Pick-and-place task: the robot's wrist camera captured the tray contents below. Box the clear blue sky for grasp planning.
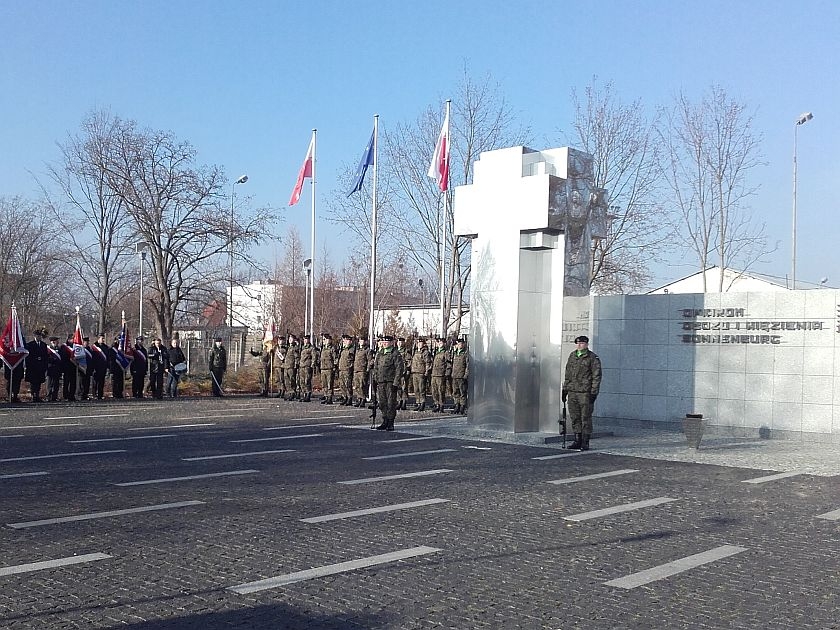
[1,1,837,288]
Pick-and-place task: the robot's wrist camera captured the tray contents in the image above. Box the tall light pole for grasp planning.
[792,112,813,290]
[229,175,248,345]
[136,242,148,337]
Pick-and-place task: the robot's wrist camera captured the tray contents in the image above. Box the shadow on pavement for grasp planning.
[105,602,387,630]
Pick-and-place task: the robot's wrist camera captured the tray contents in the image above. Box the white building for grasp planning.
[648,267,789,294]
[231,281,280,331]
[372,305,470,338]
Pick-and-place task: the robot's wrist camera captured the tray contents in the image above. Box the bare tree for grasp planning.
[0,197,65,331]
[43,110,135,333]
[384,69,530,335]
[569,80,668,293]
[102,117,277,339]
[659,86,768,291]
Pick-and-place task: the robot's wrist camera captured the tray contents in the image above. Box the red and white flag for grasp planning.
[71,311,88,374]
[427,108,450,192]
[289,135,315,206]
[263,316,278,350]
[0,304,29,371]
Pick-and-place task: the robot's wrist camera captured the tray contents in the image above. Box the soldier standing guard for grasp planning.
[337,334,355,406]
[411,337,431,411]
[46,336,63,401]
[319,333,336,404]
[24,328,49,402]
[562,335,602,451]
[275,340,288,399]
[374,335,404,431]
[450,338,470,414]
[283,334,300,400]
[250,342,273,397]
[396,337,412,410]
[298,335,315,402]
[352,337,371,407]
[430,337,451,412]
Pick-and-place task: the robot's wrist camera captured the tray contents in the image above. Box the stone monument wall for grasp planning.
[589,290,840,442]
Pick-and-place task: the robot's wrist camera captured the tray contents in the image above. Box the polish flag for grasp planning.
[427,108,450,192]
[71,311,88,374]
[289,135,315,206]
[0,304,29,371]
[263,316,278,350]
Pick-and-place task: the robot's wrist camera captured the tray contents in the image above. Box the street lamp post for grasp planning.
[792,112,813,290]
[136,243,148,337]
[229,175,248,358]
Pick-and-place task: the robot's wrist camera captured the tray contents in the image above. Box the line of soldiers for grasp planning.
[250,333,470,413]
[5,328,187,403]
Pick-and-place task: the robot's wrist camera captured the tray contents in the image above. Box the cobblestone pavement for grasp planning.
[1,398,838,629]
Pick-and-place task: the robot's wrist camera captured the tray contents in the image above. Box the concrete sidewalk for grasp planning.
[399,416,840,477]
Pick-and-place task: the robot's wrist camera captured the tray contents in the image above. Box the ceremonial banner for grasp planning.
[0,304,29,371]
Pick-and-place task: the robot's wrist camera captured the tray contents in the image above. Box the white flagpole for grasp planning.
[368,115,379,348]
[310,129,317,340]
[439,99,451,339]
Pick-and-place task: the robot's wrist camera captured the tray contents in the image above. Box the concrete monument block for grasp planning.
[745,346,775,374]
[773,347,805,376]
[745,374,774,402]
[802,404,833,434]
[803,375,833,405]
[772,401,802,432]
[718,398,746,428]
[802,347,834,375]
[641,395,666,421]
[718,371,746,401]
[773,374,803,404]
[719,345,747,373]
[744,399,773,429]
[643,294,670,320]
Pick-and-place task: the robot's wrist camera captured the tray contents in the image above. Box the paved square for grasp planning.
[1,398,838,629]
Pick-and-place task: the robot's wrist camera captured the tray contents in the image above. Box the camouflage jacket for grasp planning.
[451,348,469,379]
[430,347,450,377]
[299,344,315,369]
[374,347,404,386]
[562,350,602,395]
[411,347,430,375]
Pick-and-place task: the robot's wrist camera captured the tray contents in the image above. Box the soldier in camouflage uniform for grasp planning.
[275,341,288,399]
[352,337,371,407]
[249,343,274,397]
[283,334,300,400]
[373,335,404,431]
[411,337,431,411]
[298,335,315,402]
[430,337,451,412]
[396,337,412,410]
[450,338,469,414]
[562,335,602,451]
[337,334,355,406]
[319,333,336,404]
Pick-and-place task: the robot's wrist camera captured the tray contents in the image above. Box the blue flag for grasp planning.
[347,128,375,196]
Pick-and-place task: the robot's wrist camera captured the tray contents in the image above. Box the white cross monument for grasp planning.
[454,146,608,432]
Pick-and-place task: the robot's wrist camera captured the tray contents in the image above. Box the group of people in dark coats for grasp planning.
[4,329,188,403]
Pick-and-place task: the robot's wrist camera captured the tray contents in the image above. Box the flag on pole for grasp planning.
[0,304,29,371]
[72,310,88,374]
[289,135,315,206]
[427,108,450,192]
[347,128,376,196]
[114,312,134,373]
[263,316,278,350]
